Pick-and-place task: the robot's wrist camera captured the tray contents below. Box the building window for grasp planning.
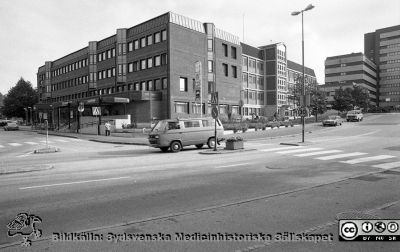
[128,63,133,73]
[155,79,161,90]
[147,58,153,68]
[249,59,256,73]
[222,63,228,76]
[112,67,116,76]
[128,42,133,52]
[154,32,161,43]
[242,56,248,71]
[107,50,111,59]
[231,46,237,59]
[179,77,188,92]
[162,77,168,89]
[232,65,237,78]
[161,53,167,65]
[161,30,167,41]
[154,55,161,66]
[134,82,140,91]
[208,60,213,73]
[140,37,146,48]
[208,39,213,51]
[141,81,146,90]
[107,69,111,78]
[134,40,139,50]
[175,102,189,113]
[141,59,146,70]
[147,35,153,46]
[147,80,153,91]
[222,43,228,57]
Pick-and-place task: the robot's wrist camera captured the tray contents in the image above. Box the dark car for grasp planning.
[4,122,19,131]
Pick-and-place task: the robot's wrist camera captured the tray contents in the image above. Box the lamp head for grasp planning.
[304,4,315,11]
[291,11,301,16]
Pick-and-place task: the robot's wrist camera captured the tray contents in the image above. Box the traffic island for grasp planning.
[0,164,54,175]
[280,141,315,146]
[199,147,256,155]
[34,147,60,154]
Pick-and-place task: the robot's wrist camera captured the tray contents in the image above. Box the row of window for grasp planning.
[126,53,168,74]
[52,58,89,77]
[385,59,400,64]
[381,91,400,95]
[97,48,116,62]
[381,67,400,73]
[52,75,89,91]
[130,78,168,91]
[242,56,264,74]
[381,83,400,88]
[381,43,400,49]
[174,102,240,115]
[382,75,400,80]
[242,90,264,105]
[221,43,237,59]
[98,67,116,80]
[126,30,167,53]
[242,73,264,90]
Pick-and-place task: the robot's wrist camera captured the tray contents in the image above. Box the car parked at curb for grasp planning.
[346,110,363,122]
[3,122,19,131]
[322,116,344,127]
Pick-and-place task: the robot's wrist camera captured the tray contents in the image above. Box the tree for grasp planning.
[351,85,370,110]
[3,78,38,119]
[332,87,353,112]
[310,88,327,121]
[0,92,4,118]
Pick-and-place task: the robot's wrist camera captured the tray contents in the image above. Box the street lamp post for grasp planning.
[292,3,314,143]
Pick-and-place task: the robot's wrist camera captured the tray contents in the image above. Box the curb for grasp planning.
[88,139,149,146]
[280,141,315,146]
[0,164,54,176]
[199,148,257,155]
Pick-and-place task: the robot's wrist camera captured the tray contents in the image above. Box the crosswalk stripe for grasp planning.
[372,161,400,169]
[260,146,303,152]
[9,143,22,146]
[25,142,39,145]
[276,147,323,154]
[315,152,367,160]
[294,150,343,157]
[341,155,395,164]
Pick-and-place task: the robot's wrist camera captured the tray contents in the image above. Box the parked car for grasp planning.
[3,122,19,131]
[0,120,12,127]
[346,110,363,122]
[322,116,344,127]
[148,118,224,153]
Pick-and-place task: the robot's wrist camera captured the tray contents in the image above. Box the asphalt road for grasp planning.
[0,113,400,251]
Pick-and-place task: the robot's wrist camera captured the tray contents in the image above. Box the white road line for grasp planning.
[315,152,367,160]
[40,140,54,143]
[19,176,131,190]
[373,161,400,169]
[0,144,4,148]
[25,142,39,145]
[294,150,343,157]
[54,139,69,142]
[215,163,253,168]
[8,143,22,146]
[260,146,303,152]
[68,138,82,141]
[276,147,323,154]
[341,155,395,164]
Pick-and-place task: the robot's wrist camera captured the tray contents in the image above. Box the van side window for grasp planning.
[202,120,210,127]
[168,122,180,130]
[184,120,200,128]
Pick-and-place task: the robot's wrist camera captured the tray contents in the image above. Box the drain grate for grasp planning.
[350,174,385,182]
[336,211,379,220]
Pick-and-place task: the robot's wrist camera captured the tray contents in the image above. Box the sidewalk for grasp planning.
[20,122,324,146]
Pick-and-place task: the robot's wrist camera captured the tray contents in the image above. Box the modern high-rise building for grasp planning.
[365,25,400,107]
[36,12,316,129]
[324,52,378,105]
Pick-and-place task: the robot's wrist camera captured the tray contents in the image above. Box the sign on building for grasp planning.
[92,107,101,116]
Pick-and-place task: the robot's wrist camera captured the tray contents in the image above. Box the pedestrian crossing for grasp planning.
[256,144,400,170]
[0,138,83,148]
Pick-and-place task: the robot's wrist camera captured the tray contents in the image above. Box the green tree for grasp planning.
[3,78,38,119]
[310,88,327,121]
[351,85,370,110]
[332,87,353,112]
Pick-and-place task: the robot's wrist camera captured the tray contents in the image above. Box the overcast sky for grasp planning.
[0,0,399,95]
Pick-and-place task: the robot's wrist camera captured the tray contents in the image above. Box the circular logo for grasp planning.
[362,222,373,233]
[387,222,399,233]
[374,222,386,233]
[341,222,358,240]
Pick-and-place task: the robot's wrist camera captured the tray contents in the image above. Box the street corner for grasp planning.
[34,146,60,154]
[0,164,54,175]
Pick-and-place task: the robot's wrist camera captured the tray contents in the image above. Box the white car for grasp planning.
[346,110,363,122]
[322,116,344,127]
[4,122,19,131]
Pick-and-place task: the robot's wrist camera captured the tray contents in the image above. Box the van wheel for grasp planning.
[347,119,349,122]
[195,144,204,149]
[207,137,216,149]
[170,141,182,153]
[160,147,169,152]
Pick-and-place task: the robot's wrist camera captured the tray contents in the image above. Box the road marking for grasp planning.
[294,150,343,157]
[341,155,395,164]
[315,152,367,160]
[0,144,4,148]
[276,147,323,154]
[373,161,400,169]
[68,138,82,141]
[40,140,54,143]
[19,176,131,190]
[25,142,39,145]
[260,146,303,152]
[215,163,253,168]
[54,139,69,142]
[8,143,22,146]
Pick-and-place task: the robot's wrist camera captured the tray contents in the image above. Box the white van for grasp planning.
[148,118,224,152]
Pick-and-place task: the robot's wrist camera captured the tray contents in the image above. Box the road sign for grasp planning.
[78,102,84,112]
[211,92,218,105]
[299,108,308,117]
[211,106,219,119]
[92,106,101,116]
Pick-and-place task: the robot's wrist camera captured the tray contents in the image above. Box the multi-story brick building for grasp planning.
[36,12,316,129]
[365,25,400,108]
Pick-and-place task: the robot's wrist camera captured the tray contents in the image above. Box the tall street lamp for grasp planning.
[292,3,314,143]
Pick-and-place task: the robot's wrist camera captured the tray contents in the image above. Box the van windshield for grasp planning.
[151,121,166,132]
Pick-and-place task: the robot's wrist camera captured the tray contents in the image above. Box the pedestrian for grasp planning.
[105,121,111,136]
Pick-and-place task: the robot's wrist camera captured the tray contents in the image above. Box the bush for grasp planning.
[226,135,243,142]
[241,123,249,132]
